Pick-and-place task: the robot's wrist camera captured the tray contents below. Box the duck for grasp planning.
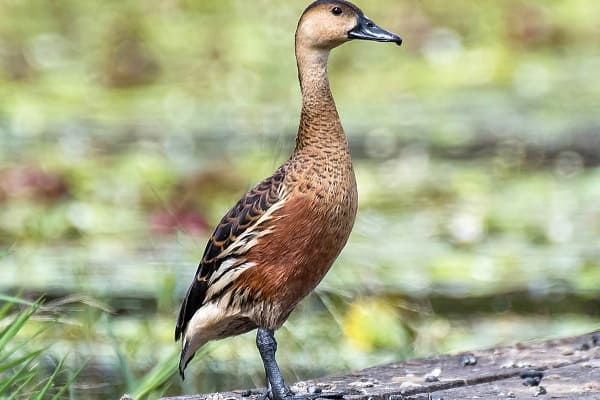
[175,1,401,398]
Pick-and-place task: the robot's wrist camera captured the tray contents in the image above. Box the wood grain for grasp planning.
[157,331,600,400]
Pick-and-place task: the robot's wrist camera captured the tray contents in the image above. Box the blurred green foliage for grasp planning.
[0,295,85,399]
[0,0,599,398]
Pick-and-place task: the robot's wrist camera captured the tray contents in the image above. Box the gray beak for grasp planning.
[348,14,402,45]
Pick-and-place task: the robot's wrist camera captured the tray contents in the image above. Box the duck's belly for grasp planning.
[235,186,358,329]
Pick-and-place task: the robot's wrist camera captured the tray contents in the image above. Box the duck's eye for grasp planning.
[331,6,343,15]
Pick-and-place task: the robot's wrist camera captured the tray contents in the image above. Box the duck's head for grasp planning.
[296,0,402,50]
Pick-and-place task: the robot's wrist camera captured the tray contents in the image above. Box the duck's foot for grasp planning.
[258,388,345,400]
[256,328,345,400]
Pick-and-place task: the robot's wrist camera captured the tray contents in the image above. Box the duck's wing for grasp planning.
[175,168,287,341]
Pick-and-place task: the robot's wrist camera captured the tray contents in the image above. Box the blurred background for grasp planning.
[1,0,599,398]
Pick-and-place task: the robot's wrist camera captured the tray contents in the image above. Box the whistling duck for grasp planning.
[175,1,401,398]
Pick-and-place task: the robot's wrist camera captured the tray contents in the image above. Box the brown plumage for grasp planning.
[175,1,401,397]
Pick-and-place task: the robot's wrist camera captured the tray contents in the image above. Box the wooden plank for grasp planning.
[433,362,600,399]
[156,331,600,400]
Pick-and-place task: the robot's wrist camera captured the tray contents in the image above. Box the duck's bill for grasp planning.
[348,14,402,45]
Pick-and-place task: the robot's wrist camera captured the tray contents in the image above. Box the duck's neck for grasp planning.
[294,45,348,153]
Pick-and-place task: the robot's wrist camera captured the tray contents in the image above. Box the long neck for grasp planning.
[294,43,348,153]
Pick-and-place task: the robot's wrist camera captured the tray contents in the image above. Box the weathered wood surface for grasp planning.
[159,331,600,400]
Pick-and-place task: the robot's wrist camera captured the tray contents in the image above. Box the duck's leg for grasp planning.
[256,328,293,400]
[256,328,345,400]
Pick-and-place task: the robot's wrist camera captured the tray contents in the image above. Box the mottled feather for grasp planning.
[175,168,286,341]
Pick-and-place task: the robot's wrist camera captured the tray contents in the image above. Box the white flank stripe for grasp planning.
[206,261,255,299]
[202,191,288,302]
[217,196,286,260]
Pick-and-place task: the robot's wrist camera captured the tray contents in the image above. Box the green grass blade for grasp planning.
[0,300,15,319]
[0,359,36,394]
[130,350,179,399]
[0,295,83,399]
[5,372,36,400]
[0,326,48,365]
[0,304,38,350]
[32,355,66,400]
[0,294,37,308]
[49,360,88,400]
[0,348,43,373]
